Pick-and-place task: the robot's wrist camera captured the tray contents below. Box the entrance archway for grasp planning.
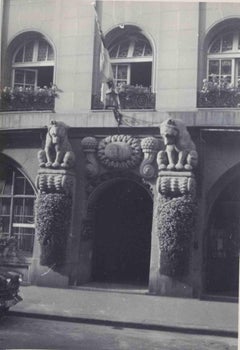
[206,176,240,296]
[92,179,153,285]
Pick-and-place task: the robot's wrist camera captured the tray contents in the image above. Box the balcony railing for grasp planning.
[0,87,58,112]
[92,85,155,110]
[197,76,240,108]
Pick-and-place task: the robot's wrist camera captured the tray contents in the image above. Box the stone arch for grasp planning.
[204,163,240,296]
[84,174,153,285]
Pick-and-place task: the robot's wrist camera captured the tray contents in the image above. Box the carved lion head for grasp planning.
[48,120,68,145]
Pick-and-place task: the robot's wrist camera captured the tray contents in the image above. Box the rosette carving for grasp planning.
[98,135,142,169]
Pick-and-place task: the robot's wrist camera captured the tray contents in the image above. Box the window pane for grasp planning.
[38,40,48,61]
[0,198,11,216]
[222,33,233,52]
[47,44,54,60]
[209,60,220,75]
[15,70,24,84]
[221,60,232,75]
[14,177,25,195]
[2,172,13,195]
[24,41,34,62]
[0,217,10,234]
[133,41,145,57]
[13,227,35,253]
[25,181,34,195]
[117,65,128,80]
[15,47,24,63]
[210,38,221,53]
[25,70,36,85]
[118,42,129,58]
[144,42,152,56]
[109,45,119,58]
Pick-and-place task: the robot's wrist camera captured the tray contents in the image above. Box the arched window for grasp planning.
[207,30,240,86]
[0,164,36,259]
[109,33,153,88]
[12,37,54,89]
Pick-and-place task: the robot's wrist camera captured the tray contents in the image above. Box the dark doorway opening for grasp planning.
[206,177,240,297]
[92,180,153,286]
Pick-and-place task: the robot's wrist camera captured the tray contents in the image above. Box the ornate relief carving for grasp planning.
[36,169,76,195]
[81,137,99,177]
[98,135,142,169]
[157,171,196,197]
[38,120,75,169]
[140,137,159,179]
[157,118,198,171]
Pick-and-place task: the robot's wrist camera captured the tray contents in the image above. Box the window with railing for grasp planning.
[0,164,36,263]
[0,36,56,111]
[198,30,240,108]
[92,29,155,110]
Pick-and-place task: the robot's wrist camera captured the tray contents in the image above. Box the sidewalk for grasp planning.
[10,285,238,337]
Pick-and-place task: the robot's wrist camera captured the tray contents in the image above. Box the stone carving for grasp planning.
[157,171,196,197]
[98,135,142,169]
[38,120,75,169]
[81,137,99,177]
[140,137,159,179]
[35,169,76,195]
[157,118,198,171]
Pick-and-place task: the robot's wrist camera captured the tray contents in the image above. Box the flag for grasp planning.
[92,2,114,103]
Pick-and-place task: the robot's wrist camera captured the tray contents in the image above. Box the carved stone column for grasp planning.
[140,137,159,180]
[34,121,76,269]
[151,118,198,297]
[81,137,99,178]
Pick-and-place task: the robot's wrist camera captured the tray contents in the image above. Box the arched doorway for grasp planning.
[206,177,240,297]
[92,179,153,286]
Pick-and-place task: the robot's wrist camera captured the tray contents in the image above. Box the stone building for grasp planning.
[0,0,239,299]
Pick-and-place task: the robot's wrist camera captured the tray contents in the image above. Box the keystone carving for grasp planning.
[98,135,142,169]
[157,118,198,171]
[81,137,99,177]
[140,137,159,179]
[38,120,75,169]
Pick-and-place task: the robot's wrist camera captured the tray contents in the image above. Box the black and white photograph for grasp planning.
[0,0,238,349]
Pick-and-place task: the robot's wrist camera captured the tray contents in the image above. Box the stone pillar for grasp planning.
[149,118,198,297]
[30,121,76,287]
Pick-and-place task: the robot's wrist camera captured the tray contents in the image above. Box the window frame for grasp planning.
[207,30,240,87]
[0,167,36,259]
[109,35,153,88]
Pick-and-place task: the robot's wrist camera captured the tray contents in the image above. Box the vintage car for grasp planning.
[0,270,22,314]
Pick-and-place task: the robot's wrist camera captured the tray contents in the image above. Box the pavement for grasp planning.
[9,284,238,338]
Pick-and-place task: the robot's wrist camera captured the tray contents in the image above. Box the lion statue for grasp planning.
[157,118,198,171]
[38,120,75,169]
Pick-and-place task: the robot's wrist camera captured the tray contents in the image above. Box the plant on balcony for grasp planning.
[35,193,72,267]
[0,85,59,111]
[157,195,196,277]
[92,84,155,110]
[198,74,240,108]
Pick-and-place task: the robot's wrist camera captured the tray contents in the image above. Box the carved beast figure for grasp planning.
[157,118,198,171]
[38,120,75,169]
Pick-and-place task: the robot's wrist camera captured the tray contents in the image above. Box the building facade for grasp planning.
[0,0,239,299]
